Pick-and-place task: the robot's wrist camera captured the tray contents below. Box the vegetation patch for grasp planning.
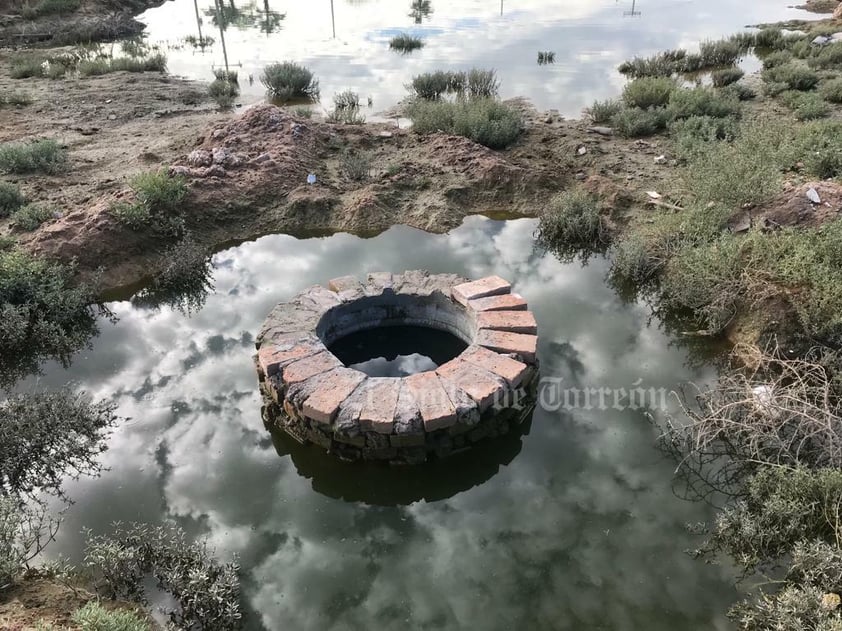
[70,601,150,631]
[610,106,669,138]
[536,189,607,260]
[779,90,830,120]
[261,62,320,101]
[0,91,32,107]
[710,66,744,87]
[327,90,366,124]
[389,33,424,53]
[667,86,742,120]
[585,99,623,124]
[340,149,372,181]
[20,0,80,18]
[408,98,522,149]
[622,77,677,109]
[111,170,188,237]
[11,203,55,231]
[0,139,66,174]
[762,62,820,91]
[408,68,499,100]
[0,182,25,217]
[209,70,240,109]
[132,237,214,314]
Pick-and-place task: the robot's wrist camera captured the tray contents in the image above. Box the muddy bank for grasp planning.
[0,0,165,47]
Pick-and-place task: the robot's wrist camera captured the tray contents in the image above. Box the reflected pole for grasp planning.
[500,0,503,16]
[213,0,230,75]
[623,0,641,17]
[330,0,336,38]
[193,0,205,45]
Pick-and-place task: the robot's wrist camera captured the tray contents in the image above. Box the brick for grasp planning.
[460,345,528,387]
[451,275,511,306]
[404,372,457,431]
[476,310,538,335]
[359,378,402,434]
[436,359,506,412]
[475,330,538,364]
[467,293,527,312]
[302,369,367,424]
[257,339,323,377]
[282,351,343,384]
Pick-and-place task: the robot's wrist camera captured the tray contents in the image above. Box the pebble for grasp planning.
[577,146,587,156]
[654,154,667,164]
[107,114,116,121]
[574,171,586,181]
[588,126,614,136]
[807,187,821,204]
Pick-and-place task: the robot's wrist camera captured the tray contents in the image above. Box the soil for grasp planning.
[0,572,155,630]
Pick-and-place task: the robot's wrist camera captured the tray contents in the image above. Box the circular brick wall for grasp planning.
[255,270,539,464]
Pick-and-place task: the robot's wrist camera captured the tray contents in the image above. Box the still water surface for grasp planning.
[139,0,808,116]
[27,217,742,629]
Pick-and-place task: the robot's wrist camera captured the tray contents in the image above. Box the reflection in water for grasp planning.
[409,0,432,24]
[328,325,467,377]
[268,413,532,505]
[623,0,642,17]
[32,218,741,630]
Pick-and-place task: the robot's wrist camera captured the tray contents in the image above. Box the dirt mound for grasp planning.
[746,181,842,229]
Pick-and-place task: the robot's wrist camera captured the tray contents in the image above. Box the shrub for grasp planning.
[78,54,167,76]
[1,91,32,106]
[585,99,622,124]
[408,98,522,149]
[795,120,842,179]
[389,33,424,53]
[11,204,54,231]
[1,498,59,588]
[699,38,743,67]
[71,602,150,631]
[0,389,117,498]
[465,68,499,98]
[0,182,25,217]
[669,115,739,157]
[536,189,607,259]
[20,0,80,17]
[261,62,319,101]
[0,139,67,174]
[10,58,44,79]
[327,91,366,124]
[754,27,785,49]
[0,251,100,385]
[622,76,677,109]
[820,77,842,102]
[340,150,372,181]
[779,91,830,120]
[762,63,819,91]
[293,105,313,118]
[132,237,214,314]
[85,524,242,630]
[807,41,842,69]
[711,66,744,87]
[212,68,238,83]
[722,82,756,101]
[610,106,669,137]
[618,49,686,78]
[761,49,793,69]
[537,51,555,64]
[667,86,742,119]
[208,77,239,109]
[112,170,187,236]
[409,70,458,99]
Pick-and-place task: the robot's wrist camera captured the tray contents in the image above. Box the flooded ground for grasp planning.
[25,217,739,629]
[140,0,808,117]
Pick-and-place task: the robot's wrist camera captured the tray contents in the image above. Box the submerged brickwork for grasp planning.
[255,271,539,464]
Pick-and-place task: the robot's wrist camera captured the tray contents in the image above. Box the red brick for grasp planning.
[282,351,343,384]
[451,275,511,306]
[476,310,538,335]
[404,372,457,431]
[475,330,538,364]
[436,359,505,412]
[467,293,527,312]
[302,369,367,425]
[460,345,528,387]
[257,341,322,377]
[359,378,402,433]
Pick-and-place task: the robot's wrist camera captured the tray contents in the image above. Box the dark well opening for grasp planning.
[328,325,468,378]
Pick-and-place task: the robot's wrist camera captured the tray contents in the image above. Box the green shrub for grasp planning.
[618,49,686,78]
[11,204,54,231]
[408,68,498,100]
[78,54,167,76]
[212,68,238,83]
[84,524,242,630]
[536,189,607,258]
[0,182,25,217]
[722,82,756,101]
[761,49,793,69]
[112,170,188,236]
[820,77,842,102]
[340,149,372,181]
[208,78,239,109]
[610,106,669,137]
[389,33,424,53]
[807,41,842,69]
[465,68,499,98]
[76,59,110,76]
[779,90,830,120]
[260,62,319,100]
[754,27,785,50]
[585,99,623,124]
[762,62,819,91]
[408,98,522,149]
[0,498,58,588]
[667,86,742,119]
[669,115,739,157]
[1,91,33,106]
[0,139,66,174]
[20,0,80,17]
[71,602,150,631]
[0,251,100,386]
[795,120,842,179]
[711,66,744,87]
[131,237,214,314]
[10,58,44,79]
[699,38,743,67]
[622,76,677,109]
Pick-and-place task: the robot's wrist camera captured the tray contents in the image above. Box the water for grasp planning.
[26,216,742,630]
[138,0,808,117]
[329,325,468,377]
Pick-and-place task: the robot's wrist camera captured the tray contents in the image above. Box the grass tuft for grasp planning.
[711,66,744,87]
[340,150,372,181]
[667,86,741,120]
[70,601,149,631]
[585,99,623,124]
[610,107,669,138]
[408,68,498,100]
[622,77,677,109]
[762,62,819,91]
[11,204,54,231]
[408,98,522,149]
